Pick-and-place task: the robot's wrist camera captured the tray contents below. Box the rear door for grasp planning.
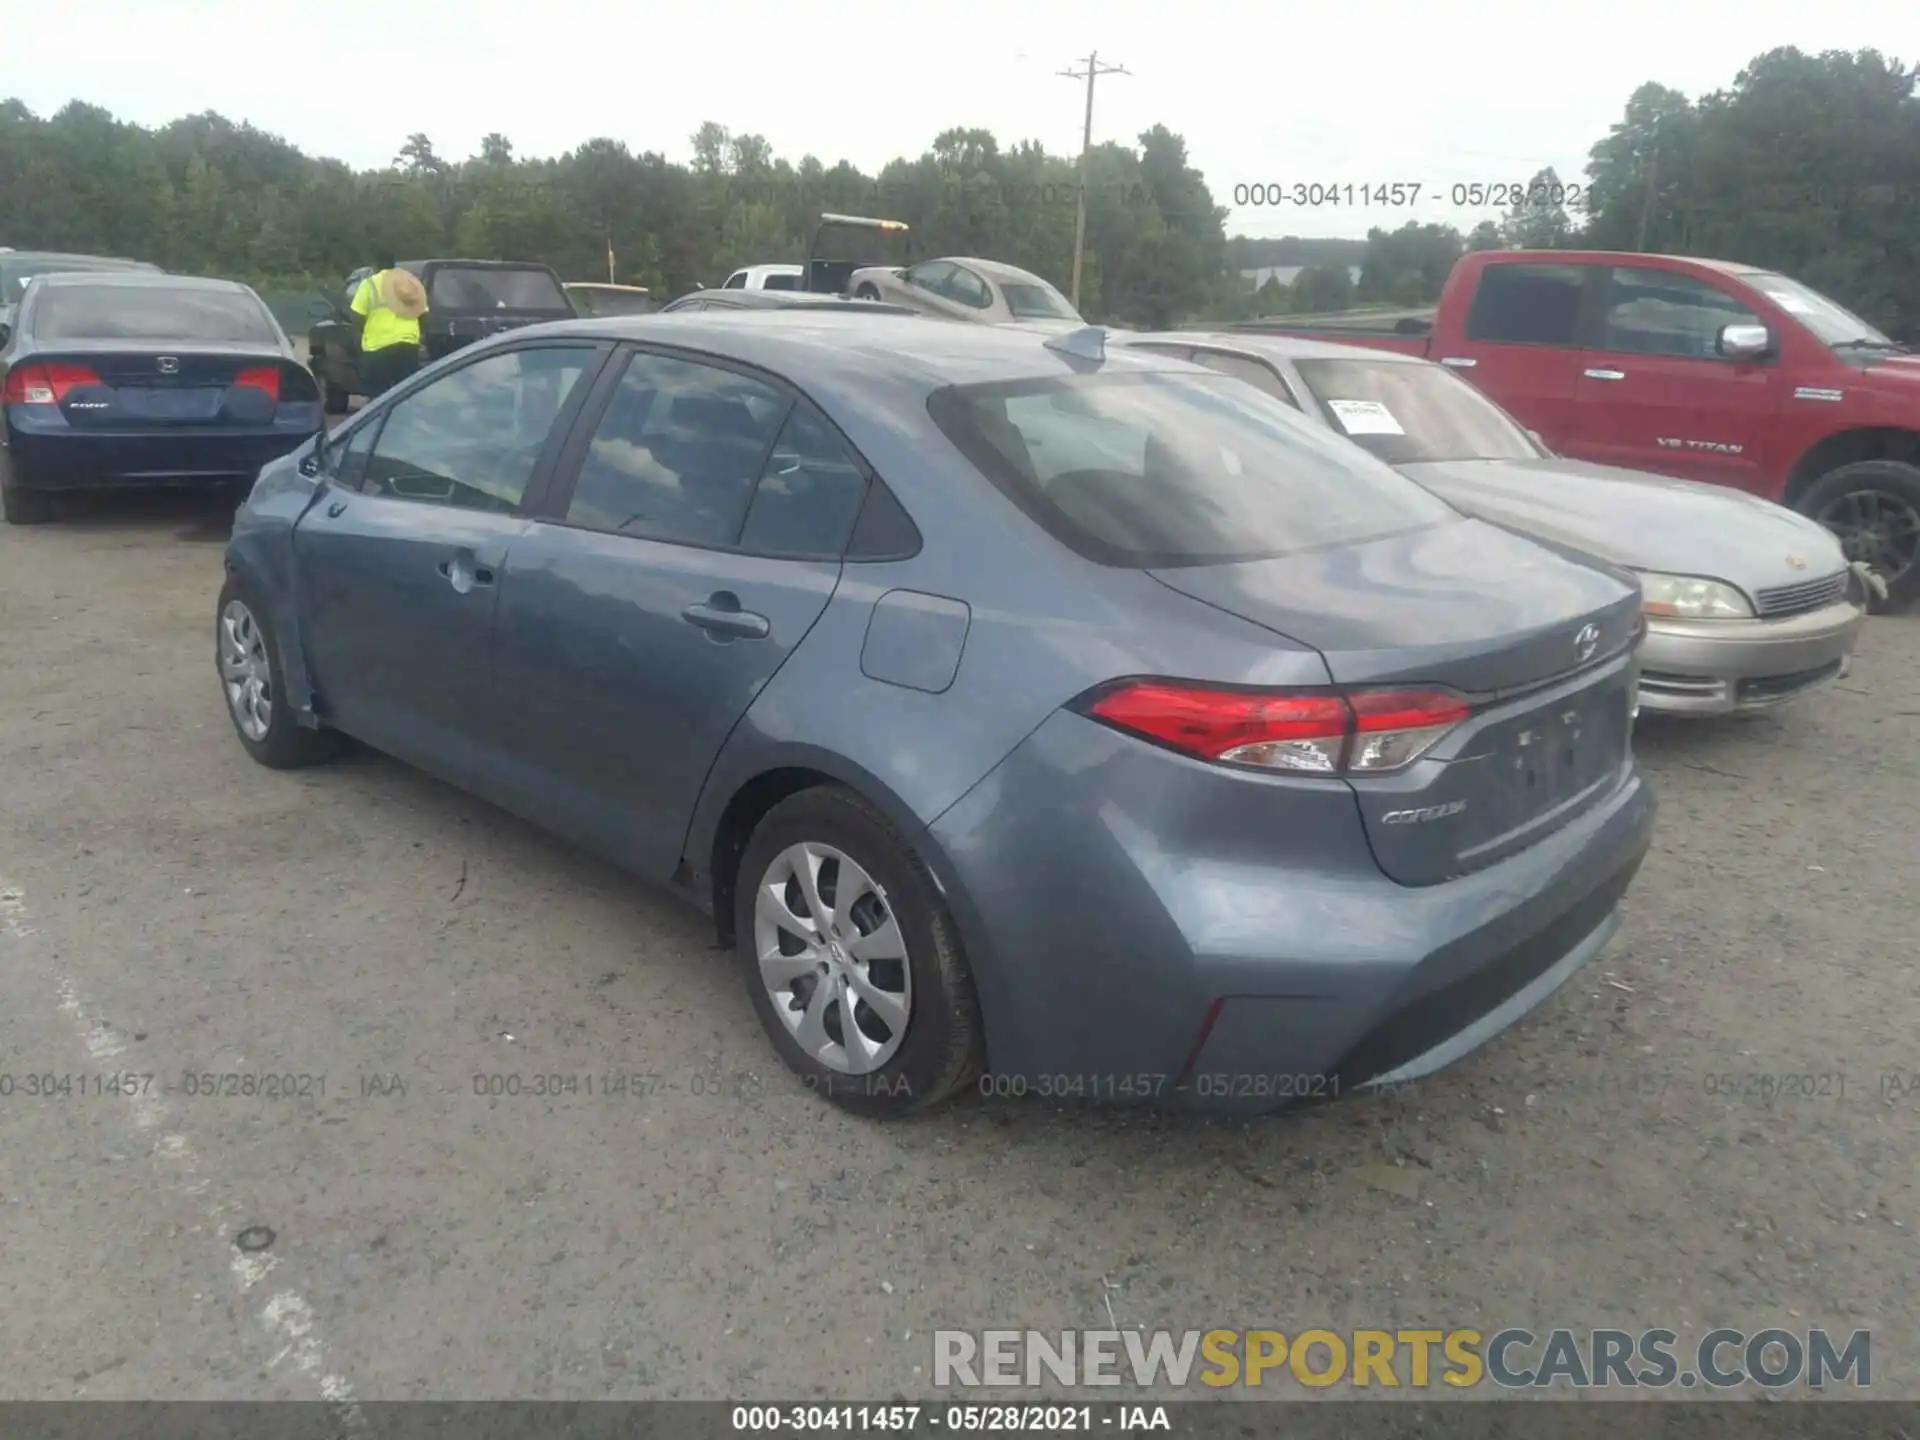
[1443,261,1605,451]
[1564,264,1783,492]
[485,346,870,877]
[293,340,607,783]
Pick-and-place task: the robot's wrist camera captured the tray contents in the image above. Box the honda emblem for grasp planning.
[156,356,179,374]
[1573,623,1600,664]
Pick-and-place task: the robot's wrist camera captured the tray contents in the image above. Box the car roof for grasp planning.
[3,251,158,268]
[730,263,805,276]
[516,312,1198,391]
[1127,330,1430,365]
[675,289,916,313]
[29,271,255,294]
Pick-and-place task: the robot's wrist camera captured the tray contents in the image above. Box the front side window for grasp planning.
[563,352,787,546]
[326,415,383,492]
[1293,357,1542,464]
[722,272,747,290]
[32,284,279,344]
[1464,263,1596,346]
[927,371,1455,568]
[363,345,597,512]
[1597,267,1763,359]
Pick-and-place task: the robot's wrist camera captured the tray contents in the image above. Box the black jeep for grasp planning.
[306,259,577,413]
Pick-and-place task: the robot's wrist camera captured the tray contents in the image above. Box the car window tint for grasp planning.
[564,351,787,545]
[34,285,279,344]
[906,261,956,293]
[722,273,747,289]
[1191,350,1299,408]
[927,370,1455,568]
[363,345,595,513]
[739,406,870,557]
[1598,267,1762,359]
[763,273,801,291]
[947,267,993,309]
[1464,263,1595,346]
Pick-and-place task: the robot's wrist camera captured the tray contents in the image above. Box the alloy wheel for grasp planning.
[219,599,273,742]
[1816,487,1920,586]
[753,841,912,1074]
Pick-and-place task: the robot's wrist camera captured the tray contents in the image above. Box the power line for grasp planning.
[1058,51,1130,311]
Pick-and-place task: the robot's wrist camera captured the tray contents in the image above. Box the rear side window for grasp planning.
[927,371,1454,568]
[562,351,786,546]
[739,406,870,557]
[762,272,801,291]
[427,267,568,311]
[31,285,279,344]
[1464,264,1595,346]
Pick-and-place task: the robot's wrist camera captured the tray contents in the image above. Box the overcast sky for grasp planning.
[0,0,1907,243]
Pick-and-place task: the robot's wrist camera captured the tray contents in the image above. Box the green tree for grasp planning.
[1292,264,1354,312]
[1499,166,1574,249]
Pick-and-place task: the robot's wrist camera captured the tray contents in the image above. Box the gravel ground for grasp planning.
[0,489,1915,1402]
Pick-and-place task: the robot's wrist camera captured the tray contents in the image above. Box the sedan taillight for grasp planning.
[232,366,281,401]
[2,362,103,405]
[1078,680,1471,776]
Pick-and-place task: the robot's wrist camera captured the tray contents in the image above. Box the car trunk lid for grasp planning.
[13,343,292,427]
[1151,518,1643,885]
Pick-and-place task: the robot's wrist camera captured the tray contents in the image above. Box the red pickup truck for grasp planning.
[1239,250,1920,606]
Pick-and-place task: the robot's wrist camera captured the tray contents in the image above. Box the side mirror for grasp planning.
[1717,322,1771,359]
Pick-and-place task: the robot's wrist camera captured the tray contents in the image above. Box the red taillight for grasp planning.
[1081,680,1470,775]
[233,366,281,401]
[2,362,102,405]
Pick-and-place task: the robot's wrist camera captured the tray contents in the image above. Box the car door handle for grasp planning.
[326,499,348,518]
[682,595,770,640]
[1438,356,1477,368]
[437,550,495,594]
[1583,368,1626,381]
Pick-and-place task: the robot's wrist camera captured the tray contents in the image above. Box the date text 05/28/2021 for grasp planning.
[731,1406,1169,1433]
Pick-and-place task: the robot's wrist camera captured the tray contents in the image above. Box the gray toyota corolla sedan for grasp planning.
[218,313,1654,1117]
[1120,332,1870,717]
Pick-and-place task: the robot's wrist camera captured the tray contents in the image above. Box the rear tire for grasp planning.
[1797,459,1920,613]
[854,284,881,301]
[0,457,55,525]
[734,786,984,1118]
[216,576,345,769]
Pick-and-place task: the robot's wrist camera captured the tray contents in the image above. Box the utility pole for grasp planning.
[1058,51,1130,310]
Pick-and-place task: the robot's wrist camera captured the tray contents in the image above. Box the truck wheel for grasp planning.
[1798,459,1920,612]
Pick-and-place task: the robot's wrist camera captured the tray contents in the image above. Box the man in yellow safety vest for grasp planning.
[349,255,429,398]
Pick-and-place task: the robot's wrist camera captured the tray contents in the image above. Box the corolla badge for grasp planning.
[1573,622,1601,664]
[156,356,179,374]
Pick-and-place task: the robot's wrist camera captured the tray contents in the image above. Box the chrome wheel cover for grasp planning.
[753,841,912,1075]
[219,599,273,742]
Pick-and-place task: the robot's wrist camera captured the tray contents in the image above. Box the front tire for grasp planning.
[735,786,984,1117]
[216,577,345,769]
[1798,459,1920,612]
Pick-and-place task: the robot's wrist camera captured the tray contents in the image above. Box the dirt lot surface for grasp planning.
[0,490,1915,1402]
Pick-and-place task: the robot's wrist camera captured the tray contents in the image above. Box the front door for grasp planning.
[293,340,606,783]
[486,347,873,878]
[1566,264,1783,493]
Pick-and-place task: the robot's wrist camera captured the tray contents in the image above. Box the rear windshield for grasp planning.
[1292,357,1543,464]
[2,257,153,305]
[427,267,569,311]
[1002,282,1079,321]
[31,285,279,344]
[926,371,1455,568]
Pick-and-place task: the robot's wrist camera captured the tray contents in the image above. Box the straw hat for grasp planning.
[381,268,428,318]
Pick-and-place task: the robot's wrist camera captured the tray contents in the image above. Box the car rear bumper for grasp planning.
[4,421,318,490]
[928,708,1656,1114]
[1636,600,1865,715]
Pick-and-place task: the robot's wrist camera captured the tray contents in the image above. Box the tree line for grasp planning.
[1,44,1915,335]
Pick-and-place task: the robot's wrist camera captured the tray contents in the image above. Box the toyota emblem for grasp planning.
[1573,623,1600,664]
[1785,553,1807,570]
[156,356,179,374]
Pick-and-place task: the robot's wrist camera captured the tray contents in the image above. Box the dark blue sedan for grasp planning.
[218,311,1654,1117]
[0,272,323,523]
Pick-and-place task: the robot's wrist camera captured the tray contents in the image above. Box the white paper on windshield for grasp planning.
[1325,399,1405,436]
